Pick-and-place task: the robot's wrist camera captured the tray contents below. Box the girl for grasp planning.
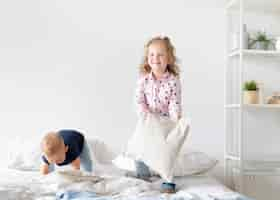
[135,36,182,193]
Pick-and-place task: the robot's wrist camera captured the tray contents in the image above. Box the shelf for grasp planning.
[225,104,280,109]
[233,160,280,175]
[245,104,280,109]
[225,104,241,109]
[226,0,280,13]
[228,49,280,58]
[225,0,280,192]
[233,168,280,176]
[227,155,280,175]
[226,154,280,163]
[226,154,241,161]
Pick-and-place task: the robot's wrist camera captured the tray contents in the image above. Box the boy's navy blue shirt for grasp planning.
[42,130,84,166]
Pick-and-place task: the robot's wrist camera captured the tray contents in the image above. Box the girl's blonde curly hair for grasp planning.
[139,36,180,77]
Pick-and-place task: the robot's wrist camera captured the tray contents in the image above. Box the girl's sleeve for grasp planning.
[135,77,149,116]
[168,78,182,121]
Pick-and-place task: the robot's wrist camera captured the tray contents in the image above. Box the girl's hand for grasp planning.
[142,106,150,113]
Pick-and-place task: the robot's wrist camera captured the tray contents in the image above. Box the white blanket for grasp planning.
[0,167,239,200]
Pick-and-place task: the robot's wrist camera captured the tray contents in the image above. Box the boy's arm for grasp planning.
[40,163,49,175]
[71,157,81,170]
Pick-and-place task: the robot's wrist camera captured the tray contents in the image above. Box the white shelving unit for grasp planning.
[225,0,280,199]
[225,104,280,109]
[228,50,280,58]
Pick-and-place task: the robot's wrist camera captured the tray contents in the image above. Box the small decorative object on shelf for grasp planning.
[266,92,280,104]
[257,82,264,104]
[249,30,275,50]
[243,80,259,104]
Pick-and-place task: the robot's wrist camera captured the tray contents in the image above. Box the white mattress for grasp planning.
[0,168,242,200]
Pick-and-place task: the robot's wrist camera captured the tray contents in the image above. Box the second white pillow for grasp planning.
[126,114,190,182]
[113,150,218,177]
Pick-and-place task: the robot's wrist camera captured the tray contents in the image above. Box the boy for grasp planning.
[40,130,93,175]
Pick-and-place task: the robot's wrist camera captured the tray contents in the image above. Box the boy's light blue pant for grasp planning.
[56,190,98,200]
[49,140,93,173]
[135,160,151,179]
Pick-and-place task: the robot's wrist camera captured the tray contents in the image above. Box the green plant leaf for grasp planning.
[243,80,257,91]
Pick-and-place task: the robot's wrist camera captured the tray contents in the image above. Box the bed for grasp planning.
[0,136,254,200]
[0,166,252,200]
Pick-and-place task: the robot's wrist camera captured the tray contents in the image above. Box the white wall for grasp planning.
[0,0,226,180]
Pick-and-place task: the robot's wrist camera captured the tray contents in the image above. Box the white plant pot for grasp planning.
[255,41,269,50]
[276,37,280,51]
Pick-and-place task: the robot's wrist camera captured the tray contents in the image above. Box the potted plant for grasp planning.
[243,80,259,104]
[249,31,275,50]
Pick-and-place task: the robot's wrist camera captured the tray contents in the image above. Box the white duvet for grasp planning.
[0,166,238,200]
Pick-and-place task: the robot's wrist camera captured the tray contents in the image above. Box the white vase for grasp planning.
[231,24,249,50]
[276,37,280,51]
[242,24,249,49]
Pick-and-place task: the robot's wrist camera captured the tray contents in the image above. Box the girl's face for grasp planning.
[147,41,169,76]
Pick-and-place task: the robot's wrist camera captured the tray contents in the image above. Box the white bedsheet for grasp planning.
[0,167,238,200]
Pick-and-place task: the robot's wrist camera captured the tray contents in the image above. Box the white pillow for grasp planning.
[87,138,116,164]
[7,137,116,171]
[174,151,218,176]
[126,114,190,182]
[112,153,137,172]
[112,150,218,177]
[7,136,42,170]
